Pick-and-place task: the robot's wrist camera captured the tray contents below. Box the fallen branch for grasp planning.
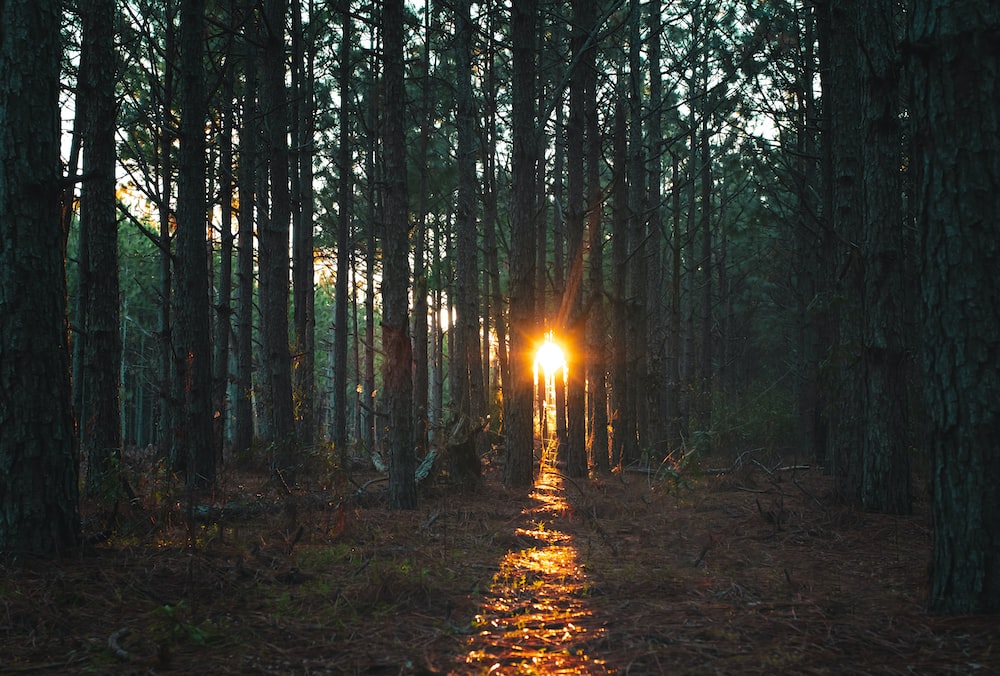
[108,627,131,661]
[420,510,440,531]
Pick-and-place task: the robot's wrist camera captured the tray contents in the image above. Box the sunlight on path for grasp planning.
[464,471,612,674]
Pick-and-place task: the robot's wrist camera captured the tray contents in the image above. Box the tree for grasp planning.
[258,0,295,467]
[505,0,539,488]
[382,0,416,509]
[857,0,910,514]
[233,3,259,457]
[910,0,1000,615]
[816,0,864,501]
[561,0,590,479]
[0,0,81,554]
[291,0,316,446]
[451,0,484,484]
[78,0,123,503]
[213,12,237,461]
[585,0,608,474]
[331,0,353,458]
[174,0,216,487]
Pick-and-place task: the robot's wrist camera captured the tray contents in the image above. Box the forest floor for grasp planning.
[1,446,997,675]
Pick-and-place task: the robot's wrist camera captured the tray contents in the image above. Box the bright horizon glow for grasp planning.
[534,333,566,379]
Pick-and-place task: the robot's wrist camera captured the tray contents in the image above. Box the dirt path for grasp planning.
[463,469,614,674]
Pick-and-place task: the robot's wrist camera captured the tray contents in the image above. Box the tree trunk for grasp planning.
[79,0,122,503]
[332,1,353,459]
[411,3,434,461]
[382,0,416,509]
[234,48,258,457]
[609,91,629,469]
[214,48,236,461]
[451,0,483,484]
[584,0,608,474]
[624,0,647,466]
[259,0,295,467]
[504,0,539,489]
[175,0,215,488]
[817,0,864,501]
[482,7,506,400]
[291,1,316,447]
[857,0,910,515]
[644,0,667,458]
[910,0,1000,615]
[561,0,589,479]
[0,0,81,555]
[156,6,177,460]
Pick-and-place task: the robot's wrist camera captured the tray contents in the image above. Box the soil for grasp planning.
[1,449,996,674]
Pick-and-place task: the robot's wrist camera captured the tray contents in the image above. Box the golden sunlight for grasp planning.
[534,333,567,379]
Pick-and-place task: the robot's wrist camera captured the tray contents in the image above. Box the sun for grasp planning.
[534,334,566,378]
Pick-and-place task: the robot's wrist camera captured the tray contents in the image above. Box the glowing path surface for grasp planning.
[464,470,612,674]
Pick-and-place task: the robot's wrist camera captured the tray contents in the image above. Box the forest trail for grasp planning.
[3,454,997,674]
[463,464,614,674]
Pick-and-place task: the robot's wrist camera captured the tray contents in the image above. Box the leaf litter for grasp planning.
[0,449,996,674]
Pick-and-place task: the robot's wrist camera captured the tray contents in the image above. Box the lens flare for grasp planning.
[534,334,566,378]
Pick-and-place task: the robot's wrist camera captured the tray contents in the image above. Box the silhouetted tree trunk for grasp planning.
[175,0,215,488]
[562,0,589,478]
[291,0,316,446]
[234,36,258,457]
[609,90,629,469]
[667,150,683,449]
[361,46,378,458]
[482,18,507,401]
[78,0,122,503]
[214,42,236,461]
[259,0,295,468]
[383,0,416,509]
[411,3,433,460]
[584,0,608,474]
[791,2,827,463]
[625,0,648,465]
[156,5,177,459]
[858,0,910,515]
[0,0,81,555]
[451,0,483,484]
[644,0,667,458]
[817,0,864,501]
[505,0,539,488]
[910,0,1000,615]
[332,1,353,458]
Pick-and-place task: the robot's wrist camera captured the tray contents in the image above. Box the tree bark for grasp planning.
[562,0,589,478]
[857,0,910,515]
[382,0,416,509]
[625,0,647,465]
[291,0,316,447]
[584,0,608,474]
[78,0,123,503]
[504,0,539,489]
[234,36,258,457]
[259,0,295,467]
[609,90,629,470]
[910,0,1000,615]
[332,1,353,458]
[452,0,484,484]
[817,0,864,501]
[175,0,216,488]
[0,0,81,555]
